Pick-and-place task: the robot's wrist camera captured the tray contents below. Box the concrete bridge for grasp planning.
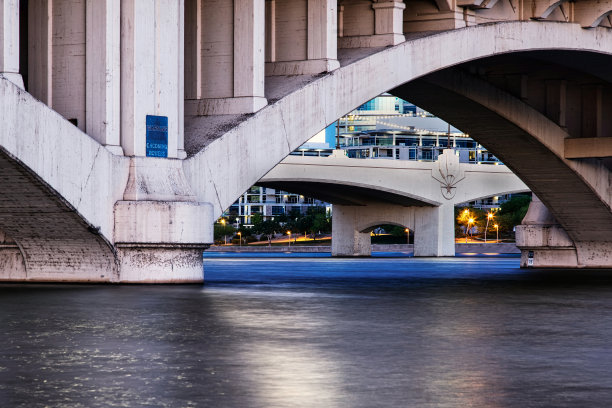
[259,151,529,257]
[1,1,612,282]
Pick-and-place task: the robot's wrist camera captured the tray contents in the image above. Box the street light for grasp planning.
[287,230,291,247]
[220,219,227,245]
[485,212,493,243]
[494,224,499,243]
[405,228,410,246]
[467,218,474,243]
[237,231,242,247]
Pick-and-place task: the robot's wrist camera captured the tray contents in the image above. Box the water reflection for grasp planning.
[0,256,611,407]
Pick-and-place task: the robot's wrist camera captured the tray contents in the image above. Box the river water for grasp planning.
[1,254,612,407]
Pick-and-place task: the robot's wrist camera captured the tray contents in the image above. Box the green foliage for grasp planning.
[498,195,531,233]
[251,213,281,246]
[214,218,235,241]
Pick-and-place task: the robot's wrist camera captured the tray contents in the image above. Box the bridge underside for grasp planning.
[392,50,612,267]
[0,148,117,281]
[258,181,433,207]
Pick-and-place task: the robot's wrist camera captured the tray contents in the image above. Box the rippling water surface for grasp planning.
[2,254,612,407]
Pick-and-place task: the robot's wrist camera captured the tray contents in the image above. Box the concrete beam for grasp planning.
[564,137,612,159]
[0,0,23,88]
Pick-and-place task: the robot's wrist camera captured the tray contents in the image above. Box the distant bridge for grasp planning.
[260,150,529,256]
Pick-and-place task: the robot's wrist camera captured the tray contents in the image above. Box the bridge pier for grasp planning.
[330,203,455,257]
[517,196,612,268]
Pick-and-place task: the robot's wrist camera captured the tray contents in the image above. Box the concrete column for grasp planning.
[372,1,405,45]
[185,0,266,115]
[339,0,405,48]
[331,205,372,256]
[121,0,184,158]
[545,79,567,129]
[403,1,468,33]
[413,203,455,257]
[581,85,603,138]
[86,0,122,154]
[266,0,339,75]
[27,0,52,105]
[184,0,202,100]
[516,195,578,267]
[0,0,24,88]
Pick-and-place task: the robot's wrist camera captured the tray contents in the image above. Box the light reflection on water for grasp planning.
[1,255,612,407]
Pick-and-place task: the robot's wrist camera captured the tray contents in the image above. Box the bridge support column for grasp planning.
[121,0,185,158]
[413,203,455,257]
[331,205,371,256]
[516,195,612,268]
[330,203,455,257]
[0,0,23,89]
[339,0,405,48]
[265,0,339,75]
[85,0,122,155]
[516,196,579,267]
[113,158,214,283]
[185,0,267,115]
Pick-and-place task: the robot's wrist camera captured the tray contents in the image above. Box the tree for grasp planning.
[303,206,330,240]
[214,218,235,244]
[251,213,281,246]
[498,195,531,234]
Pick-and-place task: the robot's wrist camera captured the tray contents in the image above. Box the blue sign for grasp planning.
[146,115,168,157]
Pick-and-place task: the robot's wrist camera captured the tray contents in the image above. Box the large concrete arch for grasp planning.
[0,79,128,281]
[184,21,612,220]
[392,69,612,243]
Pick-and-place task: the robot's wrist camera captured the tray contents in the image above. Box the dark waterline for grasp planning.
[2,255,612,407]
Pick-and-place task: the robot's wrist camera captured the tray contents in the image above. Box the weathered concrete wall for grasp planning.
[0,78,128,280]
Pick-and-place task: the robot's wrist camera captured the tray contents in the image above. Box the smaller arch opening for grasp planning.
[363,223,414,246]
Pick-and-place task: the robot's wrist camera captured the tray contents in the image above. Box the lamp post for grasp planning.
[221,219,227,245]
[405,228,410,246]
[494,224,499,243]
[467,218,474,243]
[237,231,242,247]
[485,213,493,243]
[287,231,291,247]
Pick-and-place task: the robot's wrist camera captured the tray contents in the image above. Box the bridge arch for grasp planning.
[184,21,612,232]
